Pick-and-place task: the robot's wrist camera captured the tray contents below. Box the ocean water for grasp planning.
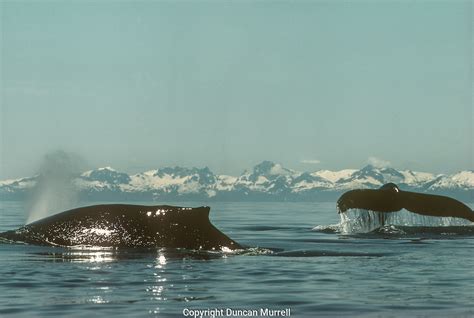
[0,200,473,317]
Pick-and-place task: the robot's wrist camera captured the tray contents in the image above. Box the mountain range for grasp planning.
[1,161,472,202]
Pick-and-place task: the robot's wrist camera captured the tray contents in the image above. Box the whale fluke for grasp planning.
[337,183,474,222]
[0,204,242,250]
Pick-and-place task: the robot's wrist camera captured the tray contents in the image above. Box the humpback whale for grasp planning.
[0,204,242,250]
[337,183,474,222]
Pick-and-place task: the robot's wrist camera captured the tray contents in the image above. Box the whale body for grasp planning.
[337,183,474,222]
[0,204,242,250]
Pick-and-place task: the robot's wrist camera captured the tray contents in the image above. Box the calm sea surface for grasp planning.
[0,201,473,317]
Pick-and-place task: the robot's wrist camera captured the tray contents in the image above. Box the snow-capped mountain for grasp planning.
[425,171,474,191]
[1,162,472,202]
[311,169,356,183]
[232,161,297,195]
[336,165,406,188]
[128,166,217,198]
[81,167,131,185]
[0,176,37,198]
[75,167,131,192]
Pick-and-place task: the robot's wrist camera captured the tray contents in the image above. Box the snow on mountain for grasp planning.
[125,166,216,195]
[398,170,436,185]
[0,176,37,193]
[75,167,131,192]
[1,162,472,201]
[81,166,115,177]
[427,171,474,190]
[291,172,334,192]
[233,161,297,194]
[0,177,33,187]
[311,169,356,183]
[215,175,238,191]
[332,165,430,190]
[244,161,297,181]
[84,167,130,182]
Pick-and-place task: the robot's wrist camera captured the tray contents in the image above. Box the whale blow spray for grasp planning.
[26,150,85,224]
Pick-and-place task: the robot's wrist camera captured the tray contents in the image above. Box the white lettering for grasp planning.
[183,307,291,317]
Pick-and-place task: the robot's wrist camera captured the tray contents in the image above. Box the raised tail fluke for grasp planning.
[337,188,403,214]
[337,183,474,223]
[399,191,474,222]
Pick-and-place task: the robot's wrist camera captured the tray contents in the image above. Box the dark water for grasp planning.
[0,201,473,317]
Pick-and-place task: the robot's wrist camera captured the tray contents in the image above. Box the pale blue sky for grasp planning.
[1,1,472,179]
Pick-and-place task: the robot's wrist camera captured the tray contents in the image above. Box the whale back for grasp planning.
[0,204,241,250]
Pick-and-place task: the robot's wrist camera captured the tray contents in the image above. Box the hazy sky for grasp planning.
[1,1,472,179]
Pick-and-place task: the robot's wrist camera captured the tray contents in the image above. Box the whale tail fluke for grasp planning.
[337,184,474,223]
[399,191,474,222]
[337,189,402,214]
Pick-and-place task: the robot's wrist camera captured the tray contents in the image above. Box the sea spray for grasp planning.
[337,209,471,234]
[26,150,86,223]
[338,209,387,234]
